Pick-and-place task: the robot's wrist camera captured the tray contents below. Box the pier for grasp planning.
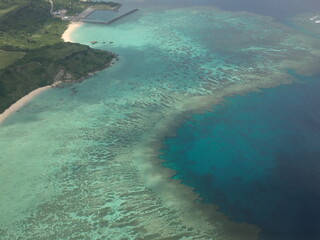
[72,7,96,21]
[80,9,139,25]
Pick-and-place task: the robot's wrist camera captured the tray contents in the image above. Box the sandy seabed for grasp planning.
[2,6,320,239]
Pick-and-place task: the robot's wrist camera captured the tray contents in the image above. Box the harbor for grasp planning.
[72,7,96,21]
[52,1,138,25]
[70,4,139,25]
[80,9,139,25]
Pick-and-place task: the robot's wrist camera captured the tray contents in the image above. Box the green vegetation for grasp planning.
[0,0,117,113]
[0,0,68,50]
[0,50,24,69]
[0,0,121,50]
[0,43,115,112]
[0,4,19,17]
[53,0,121,15]
[0,0,23,10]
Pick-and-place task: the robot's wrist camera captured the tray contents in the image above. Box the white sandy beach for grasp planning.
[0,22,83,124]
[61,22,84,42]
[0,82,61,124]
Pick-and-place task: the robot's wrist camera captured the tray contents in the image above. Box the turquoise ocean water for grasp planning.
[1,0,320,239]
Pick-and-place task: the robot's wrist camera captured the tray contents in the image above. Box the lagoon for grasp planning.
[1,0,320,239]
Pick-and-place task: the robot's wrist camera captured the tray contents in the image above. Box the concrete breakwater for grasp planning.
[72,7,95,22]
[106,9,139,25]
[81,9,139,25]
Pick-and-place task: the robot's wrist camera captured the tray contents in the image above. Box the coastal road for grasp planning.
[48,0,53,15]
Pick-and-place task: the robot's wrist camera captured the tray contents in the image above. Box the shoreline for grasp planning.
[2,4,320,238]
[61,22,84,43]
[0,82,61,124]
[0,21,84,125]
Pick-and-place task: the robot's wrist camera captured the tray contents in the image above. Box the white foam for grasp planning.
[310,15,319,21]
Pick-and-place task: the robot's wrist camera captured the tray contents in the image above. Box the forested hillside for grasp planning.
[0,0,116,113]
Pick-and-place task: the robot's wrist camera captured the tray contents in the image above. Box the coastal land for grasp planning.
[2,1,320,239]
[61,22,83,42]
[0,0,119,122]
[0,81,60,124]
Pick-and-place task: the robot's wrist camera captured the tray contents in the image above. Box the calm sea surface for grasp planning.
[160,0,320,239]
[162,72,320,240]
[1,0,320,239]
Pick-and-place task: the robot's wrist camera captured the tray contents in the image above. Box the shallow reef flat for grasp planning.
[289,11,320,39]
[1,5,320,240]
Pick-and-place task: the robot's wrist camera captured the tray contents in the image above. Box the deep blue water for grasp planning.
[208,0,320,21]
[134,0,320,22]
[162,73,320,240]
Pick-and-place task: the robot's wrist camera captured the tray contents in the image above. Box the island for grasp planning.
[0,0,120,114]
